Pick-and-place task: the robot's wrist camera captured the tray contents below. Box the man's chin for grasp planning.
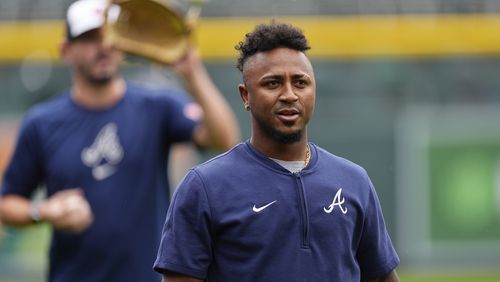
[256,118,304,144]
[270,129,303,144]
[88,74,115,86]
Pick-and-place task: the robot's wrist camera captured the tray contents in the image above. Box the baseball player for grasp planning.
[154,22,400,282]
[0,0,240,281]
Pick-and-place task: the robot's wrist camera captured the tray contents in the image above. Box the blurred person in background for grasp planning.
[0,0,240,281]
[154,22,399,282]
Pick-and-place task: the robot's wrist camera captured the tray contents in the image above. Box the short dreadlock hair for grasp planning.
[235,22,310,72]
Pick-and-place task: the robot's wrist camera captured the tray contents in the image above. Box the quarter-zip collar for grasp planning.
[243,140,318,174]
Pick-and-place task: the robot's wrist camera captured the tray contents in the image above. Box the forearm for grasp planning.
[0,189,93,233]
[0,194,35,226]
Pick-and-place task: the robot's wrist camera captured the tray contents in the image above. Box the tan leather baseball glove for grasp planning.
[104,0,193,64]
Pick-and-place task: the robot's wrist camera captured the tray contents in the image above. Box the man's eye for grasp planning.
[294,80,308,87]
[265,81,280,88]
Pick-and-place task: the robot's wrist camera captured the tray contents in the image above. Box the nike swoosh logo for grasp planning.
[253,200,277,212]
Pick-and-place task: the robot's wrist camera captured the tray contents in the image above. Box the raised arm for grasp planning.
[174,48,241,151]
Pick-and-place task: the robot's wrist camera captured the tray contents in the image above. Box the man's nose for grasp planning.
[279,82,299,102]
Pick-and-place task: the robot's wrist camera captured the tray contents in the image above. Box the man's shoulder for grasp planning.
[194,143,246,172]
[25,92,71,122]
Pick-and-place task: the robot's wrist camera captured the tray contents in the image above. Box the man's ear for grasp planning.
[238,83,248,105]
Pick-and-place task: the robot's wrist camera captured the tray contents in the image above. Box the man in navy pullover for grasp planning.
[154,22,400,282]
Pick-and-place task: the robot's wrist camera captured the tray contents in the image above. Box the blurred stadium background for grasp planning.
[1,0,500,281]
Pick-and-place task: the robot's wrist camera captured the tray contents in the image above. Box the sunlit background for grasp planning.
[1,0,500,281]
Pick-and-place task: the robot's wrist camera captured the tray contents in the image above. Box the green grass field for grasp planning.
[398,273,500,282]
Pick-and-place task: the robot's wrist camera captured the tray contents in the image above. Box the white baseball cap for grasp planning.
[66,0,120,40]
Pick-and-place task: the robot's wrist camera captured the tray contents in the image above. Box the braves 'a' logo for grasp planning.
[81,123,123,181]
[324,188,348,214]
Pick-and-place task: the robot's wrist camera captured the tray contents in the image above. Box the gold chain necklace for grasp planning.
[304,143,311,166]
